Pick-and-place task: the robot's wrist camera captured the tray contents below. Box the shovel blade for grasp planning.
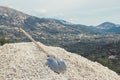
[47,57,60,73]
[57,58,66,72]
[47,57,66,73]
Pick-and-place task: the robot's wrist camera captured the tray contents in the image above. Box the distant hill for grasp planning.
[97,22,120,33]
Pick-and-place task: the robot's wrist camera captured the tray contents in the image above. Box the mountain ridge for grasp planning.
[0,6,102,46]
[0,6,120,35]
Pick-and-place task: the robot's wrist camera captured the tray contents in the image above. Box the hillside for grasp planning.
[0,6,111,46]
[63,39,120,74]
[0,6,29,26]
[0,42,120,80]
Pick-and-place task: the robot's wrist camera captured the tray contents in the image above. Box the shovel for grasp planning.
[18,28,66,73]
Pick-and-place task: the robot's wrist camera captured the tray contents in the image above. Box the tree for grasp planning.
[0,36,9,45]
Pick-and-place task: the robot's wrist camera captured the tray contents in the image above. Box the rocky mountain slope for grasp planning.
[0,42,120,80]
[1,6,120,46]
[0,6,29,26]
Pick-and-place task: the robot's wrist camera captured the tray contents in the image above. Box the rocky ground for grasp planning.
[0,42,120,80]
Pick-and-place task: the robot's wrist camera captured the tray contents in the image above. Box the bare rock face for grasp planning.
[0,42,119,80]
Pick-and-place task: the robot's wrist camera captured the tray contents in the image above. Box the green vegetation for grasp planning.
[62,40,120,74]
[0,36,13,45]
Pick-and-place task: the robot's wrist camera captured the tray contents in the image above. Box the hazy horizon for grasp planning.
[0,0,120,25]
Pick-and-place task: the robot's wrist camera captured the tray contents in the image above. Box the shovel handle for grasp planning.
[19,28,49,56]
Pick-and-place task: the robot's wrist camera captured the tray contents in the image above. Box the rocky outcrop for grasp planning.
[0,42,119,80]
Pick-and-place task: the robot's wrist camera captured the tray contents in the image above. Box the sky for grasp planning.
[0,0,120,25]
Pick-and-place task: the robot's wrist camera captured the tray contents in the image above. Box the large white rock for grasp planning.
[0,42,119,80]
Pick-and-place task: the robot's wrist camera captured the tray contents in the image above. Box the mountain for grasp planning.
[97,22,120,33]
[0,42,120,80]
[0,6,101,46]
[0,6,29,26]
[98,22,118,29]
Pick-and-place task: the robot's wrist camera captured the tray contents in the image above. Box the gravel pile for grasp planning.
[0,42,119,80]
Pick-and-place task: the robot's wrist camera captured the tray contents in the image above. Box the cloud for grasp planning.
[0,0,120,25]
[35,9,47,13]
